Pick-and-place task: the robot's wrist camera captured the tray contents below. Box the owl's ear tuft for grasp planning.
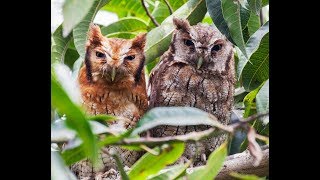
[87,23,104,47]
[173,17,190,32]
[132,33,147,49]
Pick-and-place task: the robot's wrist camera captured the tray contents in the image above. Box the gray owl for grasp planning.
[149,18,235,166]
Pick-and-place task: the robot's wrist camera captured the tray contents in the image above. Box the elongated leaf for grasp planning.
[188,142,228,179]
[256,79,269,124]
[230,172,265,180]
[51,120,110,142]
[100,17,148,39]
[61,145,86,165]
[51,151,77,180]
[128,143,185,180]
[111,153,130,180]
[87,114,116,122]
[206,0,231,40]
[248,0,262,15]
[51,25,73,64]
[242,32,269,90]
[240,6,250,30]
[52,63,81,105]
[131,107,218,136]
[221,0,247,57]
[243,85,261,118]
[102,0,151,21]
[149,1,171,27]
[52,68,97,164]
[247,12,260,36]
[262,0,268,6]
[168,0,188,11]
[148,163,189,180]
[64,48,80,69]
[73,0,109,59]
[62,130,132,165]
[237,22,269,79]
[145,0,207,64]
[62,0,95,37]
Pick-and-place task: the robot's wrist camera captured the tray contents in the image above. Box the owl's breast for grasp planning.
[151,64,233,123]
[81,88,148,128]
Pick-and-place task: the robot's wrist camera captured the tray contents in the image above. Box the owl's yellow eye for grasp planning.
[125,55,135,61]
[96,52,105,58]
[212,44,222,52]
[184,39,194,46]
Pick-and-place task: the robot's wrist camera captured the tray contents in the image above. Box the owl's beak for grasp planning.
[197,57,204,69]
[111,67,116,81]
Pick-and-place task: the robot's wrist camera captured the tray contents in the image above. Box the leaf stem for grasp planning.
[141,0,160,27]
[163,0,173,14]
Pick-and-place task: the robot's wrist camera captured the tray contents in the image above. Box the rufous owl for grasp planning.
[70,24,148,179]
[148,18,235,166]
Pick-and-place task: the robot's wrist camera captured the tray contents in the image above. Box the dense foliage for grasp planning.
[51,0,269,179]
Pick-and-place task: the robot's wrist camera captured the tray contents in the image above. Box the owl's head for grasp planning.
[170,18,234,73]
[84,24,146,85]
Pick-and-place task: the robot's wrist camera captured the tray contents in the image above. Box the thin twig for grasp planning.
[109,112,269,147]
[163,0,173,14]
[141,0,160,27]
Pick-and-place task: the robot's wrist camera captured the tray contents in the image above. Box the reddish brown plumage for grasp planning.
[71,24,148,179]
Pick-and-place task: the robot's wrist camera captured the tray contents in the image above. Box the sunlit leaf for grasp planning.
[188,142,228,179]
[128,143,185,180]
[51,25,73,64]
[62,0,95,37]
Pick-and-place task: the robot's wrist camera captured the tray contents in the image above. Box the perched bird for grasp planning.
[71,24,148,179]
[149,18,235,166]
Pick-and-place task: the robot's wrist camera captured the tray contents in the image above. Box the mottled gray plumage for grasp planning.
[149,18,235,166]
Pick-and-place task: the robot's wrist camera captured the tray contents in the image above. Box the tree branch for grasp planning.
[163,0,173,14]
[216,146,269,179]
[113,112,269,146]
[186,145,269,179]
[141,0,160,27]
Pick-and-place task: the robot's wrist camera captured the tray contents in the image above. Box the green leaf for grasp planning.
[151,1,171,26]
[256,79,269,124]
[206,0,231,40]
[87,114,116,122]
[230,172,266,180]
[248,0,262,15]
[62,0,95,37]
[131,107,218,136]
[145,0,207,64]
[100,17,148,39]
[51,68,97,164]
[102,0,151,22]
[243,85,261,118]
[221,0,247,57]
[242,32,269,91]
[51,151,77,180]
[262,0,268,6]
[61,145,86,165]
[168,0,188,11]
[111,152,130,180]
[188,142,228,180]
[128,143,185,180]
[247,12,261,36]
[64,48,80,69]
[240,5,250,30]
[73,0,109,59]
[51,25,73,64]
[237,22,269,80]
[147,163,189,180]
[62,130,132,165]
[202,14,213,24]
